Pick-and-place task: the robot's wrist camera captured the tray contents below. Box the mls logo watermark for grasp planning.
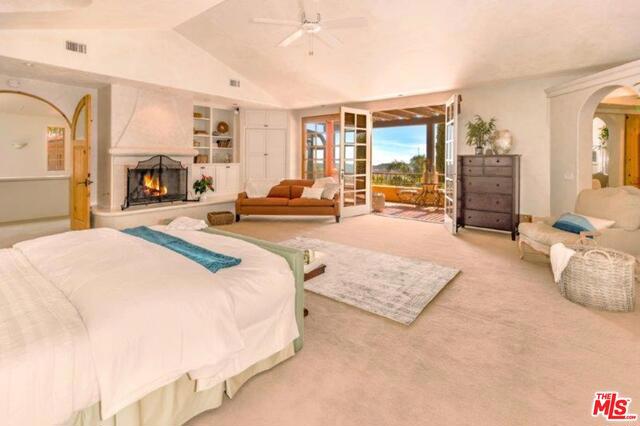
[592,392,638,422]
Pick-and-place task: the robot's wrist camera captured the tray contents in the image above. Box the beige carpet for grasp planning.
[187,215,640,426]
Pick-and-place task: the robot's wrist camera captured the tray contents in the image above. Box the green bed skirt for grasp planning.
[65,227,304,426]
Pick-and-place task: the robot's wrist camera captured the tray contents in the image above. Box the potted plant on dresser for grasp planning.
[465,115,497,155]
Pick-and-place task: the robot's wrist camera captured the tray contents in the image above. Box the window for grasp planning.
[47,126,65,172]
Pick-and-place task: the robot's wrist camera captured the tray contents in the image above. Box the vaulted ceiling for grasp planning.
[1,0,640,109]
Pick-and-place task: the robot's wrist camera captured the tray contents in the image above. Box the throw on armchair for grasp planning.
[518,186,640,258]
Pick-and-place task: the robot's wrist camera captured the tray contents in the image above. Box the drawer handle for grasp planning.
[496,184,500,187]
[496,159,500,163]
[496,219,501,223]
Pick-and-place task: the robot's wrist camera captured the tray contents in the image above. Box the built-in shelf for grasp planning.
[193,104,235,165]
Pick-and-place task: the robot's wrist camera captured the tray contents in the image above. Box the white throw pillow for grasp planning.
[312,176,336,189]
[322,183,340,199]
[245,179,280,198]
[301,187,324,199]
[571,212,615,230]
[166,216,208,231]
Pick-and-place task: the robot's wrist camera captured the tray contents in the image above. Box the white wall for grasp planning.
[0,177,69,222]
[293,73,584,217]
[0,112,69,177]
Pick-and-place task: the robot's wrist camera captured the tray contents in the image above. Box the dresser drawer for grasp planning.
[484,156,512,166]
[464,209,512,231]
[461,157,483,166]
[483,166,513,177]
[463,177,513,194]
[464,194,512,213]
[462,166,483,176]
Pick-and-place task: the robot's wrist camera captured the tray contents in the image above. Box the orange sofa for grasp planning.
[236,179,340,222]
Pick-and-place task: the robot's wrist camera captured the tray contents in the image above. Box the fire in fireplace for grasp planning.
[123,155,188,209]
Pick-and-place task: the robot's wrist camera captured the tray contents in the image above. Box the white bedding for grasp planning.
[2,227,298,424]
[0,249,97,425]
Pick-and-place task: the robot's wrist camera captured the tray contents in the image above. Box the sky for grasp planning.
[372,125,426,166]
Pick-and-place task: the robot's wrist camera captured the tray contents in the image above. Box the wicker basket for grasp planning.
[559,245,636,312]
[207,211,234,226]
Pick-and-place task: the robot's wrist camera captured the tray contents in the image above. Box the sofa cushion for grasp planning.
[290,185,306,199]
[267,185,291,198]
[288,198,336,207]
[280,179,314,187]
[240,197,289,207]
[519,222,579,247]
[575,187,640,231]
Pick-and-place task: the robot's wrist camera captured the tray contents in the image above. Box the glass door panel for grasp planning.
[443,94,460,234]
[340,107,372,218]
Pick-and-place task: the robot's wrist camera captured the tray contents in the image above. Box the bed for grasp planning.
[0,226,304,426]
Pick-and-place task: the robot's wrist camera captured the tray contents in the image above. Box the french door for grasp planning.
[443,94,460,234]
[339,107,372,218]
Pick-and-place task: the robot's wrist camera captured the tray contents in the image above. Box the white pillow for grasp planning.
[166,216,208,230]
[312,176,336,189]
[301,187,324,199]
[322,183,340,200]
[571,212,615,230]
[245,179,280,198]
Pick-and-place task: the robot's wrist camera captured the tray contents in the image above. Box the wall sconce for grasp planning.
[12,142,29,149]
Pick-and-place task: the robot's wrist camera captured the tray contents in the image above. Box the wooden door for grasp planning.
[265,129,287,180]
[443,94,460,234]
[245,129,266,180]
[625,115,640,187]
[339,106,372,218]
[70,95,92,230]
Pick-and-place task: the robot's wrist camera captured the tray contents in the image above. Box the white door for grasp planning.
[443,94,460,234]
[245,129,266,180]
[339,106,372,218]
[226,163,240,194]
[245,110,267,128]
[265,128,286,180]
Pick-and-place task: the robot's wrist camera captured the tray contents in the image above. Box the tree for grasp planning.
[409,154,425,174]
[435,123,445,174]
[386,160,410,173]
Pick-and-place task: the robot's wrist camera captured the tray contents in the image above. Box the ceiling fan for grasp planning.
[252,0,367,56]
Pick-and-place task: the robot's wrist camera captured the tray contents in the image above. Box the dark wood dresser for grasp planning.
[457,155,520,240]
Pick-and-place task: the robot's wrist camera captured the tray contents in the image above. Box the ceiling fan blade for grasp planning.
[252,17,301,26]
[279,28,305,47]
[316,30,341,48]
[322,16,368,29]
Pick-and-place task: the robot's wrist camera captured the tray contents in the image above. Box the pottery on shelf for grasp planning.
[492,130,513,154]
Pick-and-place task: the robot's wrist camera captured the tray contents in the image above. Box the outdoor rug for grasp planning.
[280,237,460,325]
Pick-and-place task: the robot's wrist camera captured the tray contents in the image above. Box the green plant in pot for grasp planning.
[598,125,609,147]
[193,175,214,200]
[466,115,497,155]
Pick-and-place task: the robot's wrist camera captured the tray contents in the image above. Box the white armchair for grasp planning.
[518,186,640,258]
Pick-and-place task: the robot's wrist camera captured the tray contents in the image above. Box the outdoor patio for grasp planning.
[374,202,444,223]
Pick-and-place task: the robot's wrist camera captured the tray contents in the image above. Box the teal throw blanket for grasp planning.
[122,226,241,272]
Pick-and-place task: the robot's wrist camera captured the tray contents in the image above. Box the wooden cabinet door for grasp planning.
[626,115,640,187]
[266,110,288,129]
[265,129,286,180]
[245,110,267,128]
[245,129,266,180]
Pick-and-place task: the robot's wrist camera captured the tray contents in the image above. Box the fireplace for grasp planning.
[122,155,188,209]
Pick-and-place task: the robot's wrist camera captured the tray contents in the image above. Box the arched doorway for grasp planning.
[0,91,91,246]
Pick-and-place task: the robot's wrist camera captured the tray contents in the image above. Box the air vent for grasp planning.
[229,79,240,88]
[65,41,87,54]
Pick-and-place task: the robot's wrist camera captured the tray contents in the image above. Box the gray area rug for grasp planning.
[281,237,460,325]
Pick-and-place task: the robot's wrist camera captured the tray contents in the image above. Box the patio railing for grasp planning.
[372,172,423,187]
[372,172,444,187]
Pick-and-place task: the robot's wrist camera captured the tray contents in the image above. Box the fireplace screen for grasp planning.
[123,155,188,209]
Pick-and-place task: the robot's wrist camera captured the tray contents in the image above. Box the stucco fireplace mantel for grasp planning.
[109,146,198,157]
